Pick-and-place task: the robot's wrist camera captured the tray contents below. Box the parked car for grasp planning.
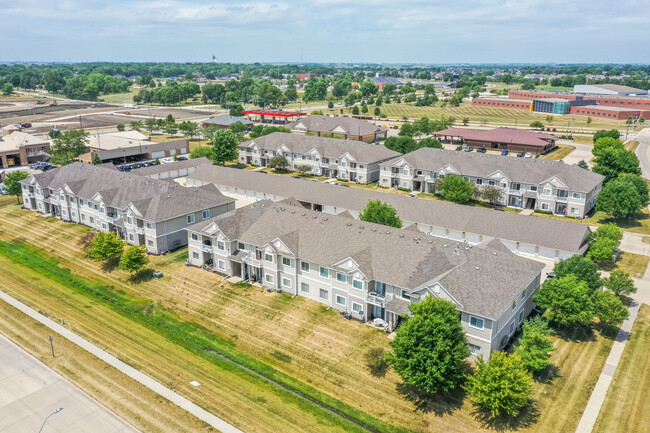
[501,150,509,156]
[477,147,487,153]
[143,161,156,167]
[177,156,188,161]
[29,161,48,169]
[524,152,533,158]
[406,193,418,198]
[41,165,56,172]
[463,146,473,152]
[516,152,525,157]
[160,158,174,164]
[546,272,556,279]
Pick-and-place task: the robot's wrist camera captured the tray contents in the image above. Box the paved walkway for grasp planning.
[0,289,243,433]
[574,299,641,433]
[0,333,138,432]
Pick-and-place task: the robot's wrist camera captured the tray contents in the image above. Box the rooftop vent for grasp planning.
[475,267,480,270]
[347,223,352,226]
[386,231,390,234]
[400,234,404,238]
[372,228,377,232]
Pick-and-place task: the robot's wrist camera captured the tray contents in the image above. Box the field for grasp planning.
[0,196,619,433]
[593,304,650,433]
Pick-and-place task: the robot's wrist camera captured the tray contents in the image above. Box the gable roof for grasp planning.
[247,132,399,163]
[187,165,591,255]
[0,132,50,153]
[202,115,254,126]
[433,127,556,148]
[287,115,388,136]
[383,147,604,192]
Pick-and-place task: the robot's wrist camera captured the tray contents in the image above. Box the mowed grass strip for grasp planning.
[593,304,650,433]
[0,299,214,433]
[0,240,402,433]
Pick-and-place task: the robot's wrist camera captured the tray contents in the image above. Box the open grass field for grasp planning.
[541,144,576,160]
[0,195,618,433]
[98,87,141,104]
[593,304,650,433]
[571,135,595,145]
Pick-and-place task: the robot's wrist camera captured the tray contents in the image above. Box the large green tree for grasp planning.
[592,137,624,157]
[513,316,556,372]
[586,237,618,264]
[386,297,470,394]
[603,270,636,296]
[49,129,90,165]
[465,352,533,418]
[592,290,629,329]
[553,255,602,292]
[88,232,125,262]
[359,200,402,228]
[2,170,30,204]
[269,155,290,171]
[441,175,475,203]
[596,176,645,219]
[533,275,594,327]
[593,129,620,144]
[592,148,641,184]
[118,245,150,274]
[211,129,239,166]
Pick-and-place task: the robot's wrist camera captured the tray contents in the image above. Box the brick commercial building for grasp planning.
[432,127,557,154]
[569,105,650,120]
[0,131,50,168]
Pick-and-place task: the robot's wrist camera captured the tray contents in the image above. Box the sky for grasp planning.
[1,0,649,64]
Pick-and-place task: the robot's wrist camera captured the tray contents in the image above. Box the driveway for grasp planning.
[0,333,138,432]
[558,139,593,166]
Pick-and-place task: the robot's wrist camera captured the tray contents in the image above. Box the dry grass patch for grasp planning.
[541,144,576,160]
[606,252,650,278]
[624,140,640,152]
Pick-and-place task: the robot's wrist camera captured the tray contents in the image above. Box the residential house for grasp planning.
[379,147,604,218]
[287,115,388,143]
[20,162,235,254]
[187,201,545,358]
[239,132,400,183]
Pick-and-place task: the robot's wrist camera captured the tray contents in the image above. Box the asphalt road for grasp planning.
[633,127,650,178]
[0,333,138,433]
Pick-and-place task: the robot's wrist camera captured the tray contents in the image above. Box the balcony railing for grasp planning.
[134,227,144,235]
[105,216,115,224]
[201,244,212,253]
[366,292,392,307]
[508,189,523,195]
[243,255,262,267]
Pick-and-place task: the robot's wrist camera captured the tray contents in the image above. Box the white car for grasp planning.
[524,152,533,158]
[160,158,174,164]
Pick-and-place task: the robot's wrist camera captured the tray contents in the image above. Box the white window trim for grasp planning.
[336,295,346,306]
[352,302,363,313]
[469,315,485,330]
[352,279,363,290]
[301,261,310,272]
[282,277,292,288]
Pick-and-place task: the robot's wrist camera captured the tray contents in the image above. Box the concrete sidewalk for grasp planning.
[0,289,243,433]
[574,300,641,433]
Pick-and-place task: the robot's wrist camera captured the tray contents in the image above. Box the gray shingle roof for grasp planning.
[247,132,400,164]
[93,139,189,160]
[25,162,233,222]
[132,157,213,176]
[187,165,591,254]
[202,115,254,126]
[384,147,604,192]
[190,201,544,319]
[287,115,388,136]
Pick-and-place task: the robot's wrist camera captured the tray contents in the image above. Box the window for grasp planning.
[70,197,75,203]
[571,207,579,214]
[512,300,517,310]
[476,178,483,185]
[511,183,520,191]
[352,302,363,313]
[191,233,198,241]
[509,321,515,335]
[541,203,550,211]
[301,261,310,272]
[282,257,291,267]
[352,279,363,290]
[469,316,485,330]
[146,222,153,229]
[265,253,273,263]
[319,289,329,300]
[402,181,409,188]
[543,189,551,196]
[469,344,481,355]
[572,192,582,199]
[238,242,245,250]
[218,260,226,270]
[187,214,195,224]
[319,266,329,278]
[383,166,388,172]
[192,252,199,259]
[80,199,85,206]
[101,223,106,229]
[341,161,347,167]
[71,211,76,218]
[403,168,409,175]
[62,209,67,216]
[89,216,94,224]
[202,210,210,220]
[336,295,346,306]
[488,180,495,186]
[519,310,524,324]
[80,213,85,221]
[217,241,225,251]
[557,189,568,198]
[148,240,154,246]
[301,282,309,293]
[126,216,133,224]
[265,274,274,284]
[128,233,134,241]
[521,288,526,300]
[336,273,347,283]
[282,277,291,288]
[530,185,537,191]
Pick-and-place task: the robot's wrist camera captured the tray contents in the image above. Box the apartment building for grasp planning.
[186,201,545,358]
[379,147,604,218]
[239,132,400,183]
[20,163,235,254]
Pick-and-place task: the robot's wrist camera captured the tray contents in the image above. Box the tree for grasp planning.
[352,106,359,115]
[227,121,248,142]
[211,129,239,166]
[478,185,504,205]
[533,275,594,327]
[229,104,244,117]
[399,123,415,137]
[587,117,593,125]
[179,120,200,140]
[603,270,637,296]
[593,129,620,144]
[577,160,589,169]
[514,316,556,372]
[88,232,125,262]
[144,118,158,134]
[269,155,290,171]
[189,146,214,160]
[373,107,380,116]
[419,138,443,149]
[587,237,618,264]
[118,245,150,274]
[618,173,650,207]
[592,137,624,157]
[327,101,334,109]
[465,352,533,418]
[553,255,602,292]
[441,175,475,203]
[2,83,14,95]
[359,200,402,228]
[592,223,623,243]
[116,123,125,132]
[529,121,544,130]
[295,164,312,175]
[49,129,90,165]
[596,177,644,219]
[386,297,470,394]
[91,154,102,165]
[361,105,368,114]
[592,290,629,329]
[130,120,143,132]
[162,121,178,136]
[2,170,30,204]
[360,81,378,97]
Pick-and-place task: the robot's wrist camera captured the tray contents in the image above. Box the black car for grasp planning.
[516,152,525,157]
[177,156,188,161]
[477,147,487,153]
[463,146,473,152]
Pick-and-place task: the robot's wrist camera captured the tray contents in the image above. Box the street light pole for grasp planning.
[48,336,54,357]
[38,407,64,433]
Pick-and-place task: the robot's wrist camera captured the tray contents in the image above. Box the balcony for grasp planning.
[134,227,144,235]
[366,292,392,307]
[508,189,523,195]
[391,172,399,178]
[243,255,262,267]
[555,196,568,203]
[105,216,115,224]
[201,244,212,253]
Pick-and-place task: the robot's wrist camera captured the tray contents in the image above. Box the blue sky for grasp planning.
[1,0,648,64]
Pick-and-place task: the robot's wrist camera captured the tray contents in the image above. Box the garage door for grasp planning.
[538,247,556,260]
[151,151,166,159]
[179,147,187,154]
[169,149,177,156]
[519,243,536,257]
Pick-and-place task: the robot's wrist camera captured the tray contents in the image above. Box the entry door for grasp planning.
[374,305,385,319]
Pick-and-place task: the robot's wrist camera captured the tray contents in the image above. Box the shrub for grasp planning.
[364,347,388,377]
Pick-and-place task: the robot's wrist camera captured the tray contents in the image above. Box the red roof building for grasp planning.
[433,128,557,153]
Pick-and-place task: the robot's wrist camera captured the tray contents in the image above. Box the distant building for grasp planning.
[287,115,388,143]
[0,132,50,168]
[201,115,254,129]
[574,84,647,96]
[432,127,557,154]
[370,76,403,91]
[78,139,190,164]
